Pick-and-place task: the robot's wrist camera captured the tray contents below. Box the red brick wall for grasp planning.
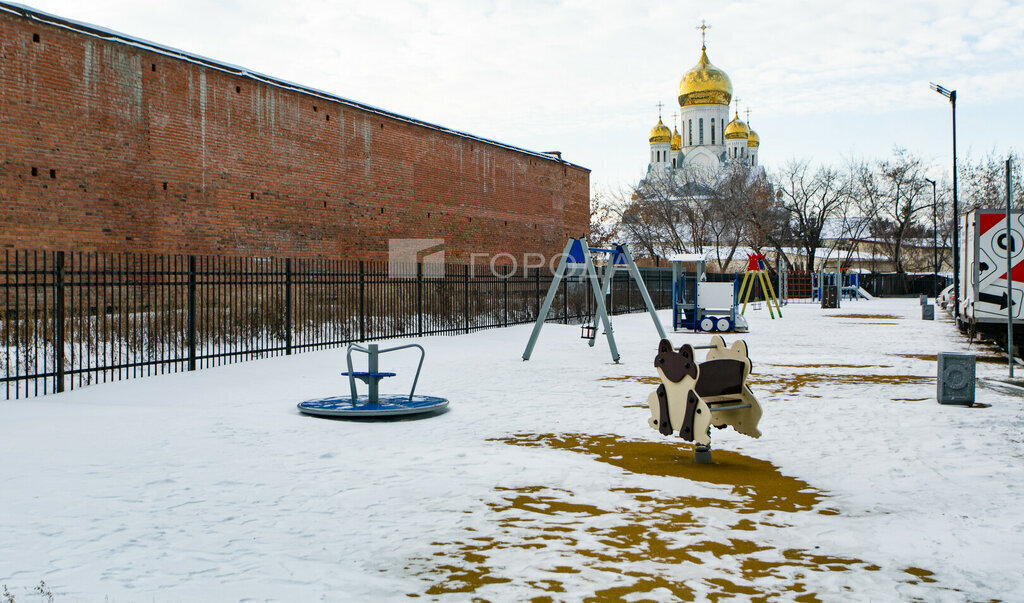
[0,7,590,263]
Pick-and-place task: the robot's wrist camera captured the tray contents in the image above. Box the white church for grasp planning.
[643,27,762,182]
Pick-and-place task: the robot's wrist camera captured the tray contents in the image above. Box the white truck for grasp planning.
[959,208,1024,332]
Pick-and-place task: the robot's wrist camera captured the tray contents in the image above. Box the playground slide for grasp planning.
[856,287,874,300]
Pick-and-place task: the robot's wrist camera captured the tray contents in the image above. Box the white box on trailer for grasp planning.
[961,209,1024,325]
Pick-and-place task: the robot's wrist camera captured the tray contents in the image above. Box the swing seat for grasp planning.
[580,324,597,340]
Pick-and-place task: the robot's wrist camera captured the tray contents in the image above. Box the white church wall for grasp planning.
[680,105,729,150]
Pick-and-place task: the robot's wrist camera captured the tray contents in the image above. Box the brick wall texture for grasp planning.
[0,6,590,263]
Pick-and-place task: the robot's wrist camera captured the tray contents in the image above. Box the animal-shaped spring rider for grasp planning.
[646,335,762,463]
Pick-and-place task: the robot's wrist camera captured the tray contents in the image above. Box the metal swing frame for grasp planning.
[522,238,667,362]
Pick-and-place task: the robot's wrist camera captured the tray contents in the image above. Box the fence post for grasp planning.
[608,271,615,316]
[187,255,196,371]
[499,266,507,327]
[626,270,631,311]
[464,264,470,334]
[776,257,782,302]
[55,251,65,393]
[285,258,292,355]
[562,275,567,323]
[665,268,670,307]
[535,267,541,317]
[358,261,366,342]
[417,262,423,336]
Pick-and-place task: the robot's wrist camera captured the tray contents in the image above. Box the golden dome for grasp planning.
[724,115,749,140]
[671,127,682,151]
[747,129,759,147]
[649,117,672,144]
[678,47,733,107]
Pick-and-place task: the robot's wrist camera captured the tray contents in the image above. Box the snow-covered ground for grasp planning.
[2,297,1022,601]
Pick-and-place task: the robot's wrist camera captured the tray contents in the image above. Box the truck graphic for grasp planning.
[960,209,1024,330]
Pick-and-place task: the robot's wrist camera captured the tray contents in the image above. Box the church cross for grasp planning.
[656,101,664,119]
[697,20,710,48]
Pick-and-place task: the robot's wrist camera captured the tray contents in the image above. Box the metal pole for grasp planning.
[934,182,938,298]
[951,91,960,321]
[523,239,573,361]
[55,251,64,393]
[562,274,568,324]
[836,259,842,309]
[358,261,365,342]
[464,264,470,334]
[776,256,782,304]
[284,258,292,355]
[367,343,379,403]
[926,178,938,298]
[1007,157,1014,378]
[534,266,540,316]
[417,262,423,336]
[583,244,619,362]
[187,255,196,371]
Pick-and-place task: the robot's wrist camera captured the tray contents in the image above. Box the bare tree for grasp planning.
[774,159,853,272]
[959,149,1024,210]
[616,191,663,259]
[866,148,931,275]
[735,177,794,269]
[616,166,721,259]
[588,192,620,249]
[934,179,954,273]
[708,169,755,270]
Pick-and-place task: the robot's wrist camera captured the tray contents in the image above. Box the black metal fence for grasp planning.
[861,273,952,297]
[2,250,672,399]
[700,270,952,302]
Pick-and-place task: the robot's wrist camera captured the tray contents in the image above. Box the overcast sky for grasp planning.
[20,0,1024,194]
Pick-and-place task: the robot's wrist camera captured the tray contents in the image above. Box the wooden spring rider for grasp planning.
[646,336,762,463]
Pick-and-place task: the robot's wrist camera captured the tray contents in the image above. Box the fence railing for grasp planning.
[861,273,951,297]
[2,250,673,399]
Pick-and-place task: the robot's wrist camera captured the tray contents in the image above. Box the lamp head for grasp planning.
[929,82,955,103]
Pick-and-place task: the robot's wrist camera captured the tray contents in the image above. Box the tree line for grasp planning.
[591,148,1023,275]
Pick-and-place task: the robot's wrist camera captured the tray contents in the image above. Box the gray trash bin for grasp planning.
[937,352,975,405]
[922,304,934,320]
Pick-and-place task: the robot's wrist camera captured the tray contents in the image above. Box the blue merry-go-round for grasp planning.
[297,342,449,418]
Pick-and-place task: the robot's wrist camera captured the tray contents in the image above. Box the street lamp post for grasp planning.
[924,178,938,298]
[930,82,958,320]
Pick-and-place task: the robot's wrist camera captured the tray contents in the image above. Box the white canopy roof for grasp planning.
[667,253,708,263]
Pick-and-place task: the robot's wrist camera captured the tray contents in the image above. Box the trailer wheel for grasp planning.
[699,317,716,332]
[716,317,732,332]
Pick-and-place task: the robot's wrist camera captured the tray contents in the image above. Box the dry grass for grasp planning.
[603,373,934,398]
[892,352,1014,366]
[413,433,947,600]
